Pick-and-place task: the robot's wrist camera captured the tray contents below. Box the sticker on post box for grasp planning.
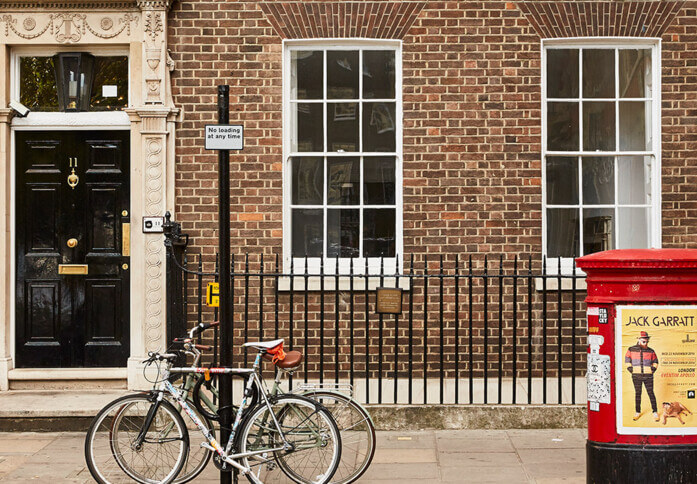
[617,305,697,435]
[587,353,611,405]
[598,307,608,324]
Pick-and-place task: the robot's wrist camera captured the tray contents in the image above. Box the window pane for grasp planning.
[364,209,395,257]
[292,209,323,257]
[20,57,59,111]
[583,208,615,254]
[327,158,360,205]
[292,157,323,205]
[91,56,128,110]
[546,157,578,205]
[620,49,652,98]
[583,102,615,151]
[583,49,615,98]
[293,103,323,152]
[619,101,651,151]
[618,156,650,204]
[363,102,396,152]
[618,207,649,248]
[582,157,614,205]
[291,51,323,100]
[363,50,395,99]
[547,49,579,98]
[328,103,359,152]
[327,209,359,257]
[364,157,396,205]
[327,51,358,99]
[547,208,579,258]
[547,102,579,151]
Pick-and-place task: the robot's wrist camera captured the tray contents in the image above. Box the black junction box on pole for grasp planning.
[216,85,235,484]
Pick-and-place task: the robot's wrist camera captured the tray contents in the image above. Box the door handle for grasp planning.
[67,238,78,248]
[122,222,130,256]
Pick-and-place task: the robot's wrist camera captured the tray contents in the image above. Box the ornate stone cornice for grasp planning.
[136,0,174,10]
[0,12,139,43]
[0,0,138,10]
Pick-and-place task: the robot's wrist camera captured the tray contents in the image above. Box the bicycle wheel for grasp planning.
[238,395,341,484]
[85,393,189,484]
[172,399,214,484]
[110,396,214,484]
[301,391,375,484]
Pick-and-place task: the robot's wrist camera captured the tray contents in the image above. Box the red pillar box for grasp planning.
[577,249,697,483]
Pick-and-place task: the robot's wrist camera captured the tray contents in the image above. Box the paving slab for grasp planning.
[0,429,588,483]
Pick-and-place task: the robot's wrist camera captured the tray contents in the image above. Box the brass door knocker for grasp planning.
[67,157,79,189]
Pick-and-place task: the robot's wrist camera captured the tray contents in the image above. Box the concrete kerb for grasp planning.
[366,405,588,430]
[0,404,588,432]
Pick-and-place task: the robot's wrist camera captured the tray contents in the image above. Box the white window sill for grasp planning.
[278,275,410,292]
[534,277,587,292]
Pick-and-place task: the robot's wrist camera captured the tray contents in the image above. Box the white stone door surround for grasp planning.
[0,0,179,389]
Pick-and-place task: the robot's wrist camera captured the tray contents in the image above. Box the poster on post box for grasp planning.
[617,305,697,435]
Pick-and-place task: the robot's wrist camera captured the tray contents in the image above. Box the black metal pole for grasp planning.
[216,85,235,484]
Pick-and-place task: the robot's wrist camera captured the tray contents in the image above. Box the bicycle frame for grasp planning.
[162,351,293,475]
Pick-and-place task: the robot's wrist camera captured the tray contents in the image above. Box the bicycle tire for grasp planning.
[238,395,342,484]
[85,393,189,484]
[110,396,214,484]
[300,391,376,484]
[172,399,214,484]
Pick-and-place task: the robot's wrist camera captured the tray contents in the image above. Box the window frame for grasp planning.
[11,46,131,114]
[541,37,662,273]
[282,39,403,275]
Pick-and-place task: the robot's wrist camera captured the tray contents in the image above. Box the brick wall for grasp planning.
[169,0,697,262]
[167,1,697,394]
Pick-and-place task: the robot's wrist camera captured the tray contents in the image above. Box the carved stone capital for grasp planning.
[0,109,14,125]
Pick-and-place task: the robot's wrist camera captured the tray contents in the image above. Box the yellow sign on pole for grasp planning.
[206,282,219,307]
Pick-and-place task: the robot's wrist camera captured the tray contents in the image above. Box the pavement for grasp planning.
[0,429,586,483]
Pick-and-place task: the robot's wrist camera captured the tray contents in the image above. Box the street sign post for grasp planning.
[206,85,244,484]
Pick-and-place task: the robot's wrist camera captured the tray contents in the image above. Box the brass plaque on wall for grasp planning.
[376,287,403,315]
[58,264,89,275]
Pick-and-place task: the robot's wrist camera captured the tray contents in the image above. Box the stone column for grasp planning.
[0,107,13,390]
[127,0,179,389]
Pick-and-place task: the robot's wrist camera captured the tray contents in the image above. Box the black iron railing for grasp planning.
[165,226,588,406]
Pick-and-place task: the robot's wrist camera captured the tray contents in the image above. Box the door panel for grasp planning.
[26,281,60,340]
[16,130,130,368]
[26,185,61,253]
[88,186,118,252]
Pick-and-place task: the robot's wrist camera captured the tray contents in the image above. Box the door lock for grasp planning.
[67,238,78,248]
[122,263,129,270]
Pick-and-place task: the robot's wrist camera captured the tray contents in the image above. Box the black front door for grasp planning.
[16,130,130,368]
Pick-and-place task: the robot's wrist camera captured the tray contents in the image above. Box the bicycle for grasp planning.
[180,325,375,484]
[84,333,342,484]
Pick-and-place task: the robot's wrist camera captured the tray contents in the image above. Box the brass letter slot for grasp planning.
[59,264,89,275]
[122,222,131,257]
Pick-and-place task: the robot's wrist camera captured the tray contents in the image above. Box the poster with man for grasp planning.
[617,306,697,435]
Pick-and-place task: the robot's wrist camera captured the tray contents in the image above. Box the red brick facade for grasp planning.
[169,0,697,263]
[166,1,697,390]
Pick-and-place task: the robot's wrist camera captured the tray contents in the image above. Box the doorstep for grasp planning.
[8,368,128,390]
[0,389,129,431]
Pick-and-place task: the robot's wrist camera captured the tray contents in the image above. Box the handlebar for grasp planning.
[189,321,220,338]
[172,338,212,351]
[142,351,180,364]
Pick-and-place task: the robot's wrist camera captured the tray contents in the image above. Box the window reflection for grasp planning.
[19,55,129,112]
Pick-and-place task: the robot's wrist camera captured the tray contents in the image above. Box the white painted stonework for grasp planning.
[0,0,180,390]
